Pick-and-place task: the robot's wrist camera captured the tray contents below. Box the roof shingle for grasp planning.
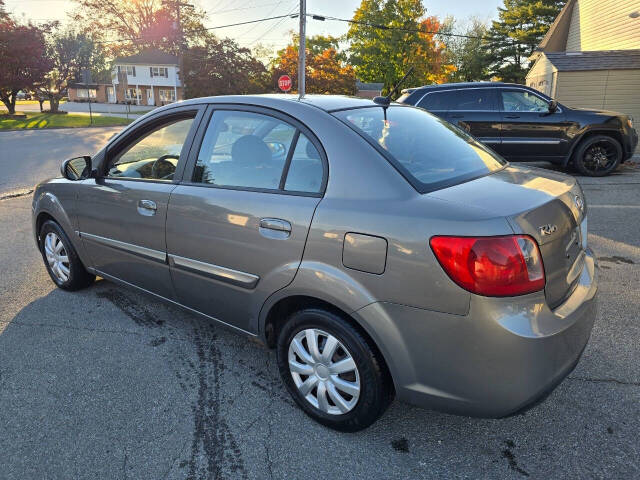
[114,49,178,66]
[545,50,640,71]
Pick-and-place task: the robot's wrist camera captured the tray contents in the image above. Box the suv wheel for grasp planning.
[40,220,95,290]
[573,135,622,176]
[277,308,393,432]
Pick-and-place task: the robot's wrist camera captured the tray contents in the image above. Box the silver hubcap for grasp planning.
[44,232,70,283]
[288,328,360,415]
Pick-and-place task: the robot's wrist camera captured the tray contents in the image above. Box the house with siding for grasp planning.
[527,0,640,152]
[111,50,182,106]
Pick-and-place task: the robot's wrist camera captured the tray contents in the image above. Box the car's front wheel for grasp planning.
[277,308,393,432]
[39,220,95,290]
[573,135,622,176]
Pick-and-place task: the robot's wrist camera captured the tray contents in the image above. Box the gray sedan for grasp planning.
[32,95,597,431]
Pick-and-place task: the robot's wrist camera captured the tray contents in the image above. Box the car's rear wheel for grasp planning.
[573,135,622,176]
[276,308,393,432]
[40,220,95,290]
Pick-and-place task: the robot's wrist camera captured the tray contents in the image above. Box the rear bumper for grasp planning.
[354,248,598,417]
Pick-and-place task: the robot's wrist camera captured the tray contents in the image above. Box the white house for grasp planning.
[110,49,183,106]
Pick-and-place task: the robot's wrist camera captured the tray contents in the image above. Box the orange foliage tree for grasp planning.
[271,35,356,95]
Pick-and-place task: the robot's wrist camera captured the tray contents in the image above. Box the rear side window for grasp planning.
[192,110,324,194]
[418,89,494,111]
[333,106,505,193]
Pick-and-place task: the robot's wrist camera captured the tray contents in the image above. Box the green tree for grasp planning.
[444,17,490,82]
[183,34,269,98]
[347,0,455,95]
[486,0,564,83]
[36,29,106,112]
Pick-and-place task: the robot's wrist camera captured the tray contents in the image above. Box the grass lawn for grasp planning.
[15,100,67,105]
[0,112,133,129]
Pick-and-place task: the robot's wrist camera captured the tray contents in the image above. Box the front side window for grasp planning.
[334,106,505,192]
[501,90,549,112]
[193,111,297,190]
[108,117,194,181]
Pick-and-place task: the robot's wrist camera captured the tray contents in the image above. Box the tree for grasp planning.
[183,34,269,98]
[70,0,208,57]
[347,0,455,96]
[486,0,564,83]
[444,17,490,82]
[271,34,356,95]
[0,18,51,114]
[37,29,106,112]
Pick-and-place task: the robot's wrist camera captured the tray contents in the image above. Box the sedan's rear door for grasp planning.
[166,105,326,333]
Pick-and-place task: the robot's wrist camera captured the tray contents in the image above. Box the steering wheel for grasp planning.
[151,154,179,179]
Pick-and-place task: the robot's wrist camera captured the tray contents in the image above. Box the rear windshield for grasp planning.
[333,105,506,193]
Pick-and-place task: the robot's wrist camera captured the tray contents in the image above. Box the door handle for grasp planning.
[137,199,157,216]
[259,218,291,232]
[449,114,464,119]
[505,114,520,119]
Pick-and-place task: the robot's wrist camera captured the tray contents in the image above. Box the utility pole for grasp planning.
[298,0,306,99]
[168,0,193,101]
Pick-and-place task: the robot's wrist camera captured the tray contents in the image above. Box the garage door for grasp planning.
[555,69,640,154]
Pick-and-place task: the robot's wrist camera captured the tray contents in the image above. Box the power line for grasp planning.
[90,13,300,45]
[308,13,485,40]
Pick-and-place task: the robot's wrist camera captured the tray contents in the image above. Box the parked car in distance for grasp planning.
[33,95,597,431]
[398,82,638,176]
[16,91,32,100]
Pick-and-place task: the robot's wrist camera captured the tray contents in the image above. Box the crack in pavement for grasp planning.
[0,189,34,201]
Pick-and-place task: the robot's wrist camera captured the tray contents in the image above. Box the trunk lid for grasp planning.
[428,165,587,308]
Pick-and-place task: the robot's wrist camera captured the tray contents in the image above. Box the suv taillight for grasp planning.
[430,235,545,297]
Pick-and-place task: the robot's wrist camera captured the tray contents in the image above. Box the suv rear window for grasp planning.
[418,89,494,111]
[333,105,505,193]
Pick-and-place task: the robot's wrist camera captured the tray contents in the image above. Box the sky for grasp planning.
[4,0,503,52]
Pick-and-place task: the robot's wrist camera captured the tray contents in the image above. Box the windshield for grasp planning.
[333,105,506,192]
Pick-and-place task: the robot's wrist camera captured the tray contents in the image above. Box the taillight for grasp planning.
[429,235,545,297]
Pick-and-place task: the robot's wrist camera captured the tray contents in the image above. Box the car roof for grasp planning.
[158,94,378,114]
[401,82,529,94]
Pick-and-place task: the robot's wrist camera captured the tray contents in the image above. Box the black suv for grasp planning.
[398,82,638,176]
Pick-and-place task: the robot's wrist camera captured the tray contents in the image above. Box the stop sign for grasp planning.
[278,75,292,92]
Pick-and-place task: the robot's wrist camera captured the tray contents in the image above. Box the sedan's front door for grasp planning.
[495,88,569,161]
[76,107,203,299]
[166,106,326,333]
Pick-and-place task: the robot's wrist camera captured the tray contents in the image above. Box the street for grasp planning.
[0,127,639,479]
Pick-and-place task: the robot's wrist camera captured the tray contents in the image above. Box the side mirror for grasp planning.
[548,100,558,113]
[61,156,92,181]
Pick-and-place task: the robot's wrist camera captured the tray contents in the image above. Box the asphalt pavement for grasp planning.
[0,128,638,479]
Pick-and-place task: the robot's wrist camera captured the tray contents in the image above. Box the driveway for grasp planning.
[0,128,638,479]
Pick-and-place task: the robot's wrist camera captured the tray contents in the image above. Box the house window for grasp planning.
[159,89,176,102]
[125,88,141,100]
[125,66,136,76]
[76,88,97,99]
[151,67,168,78]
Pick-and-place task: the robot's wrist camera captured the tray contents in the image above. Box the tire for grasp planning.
[39,220,95,291]
[277,308,393,432]
[573,135,622,177]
